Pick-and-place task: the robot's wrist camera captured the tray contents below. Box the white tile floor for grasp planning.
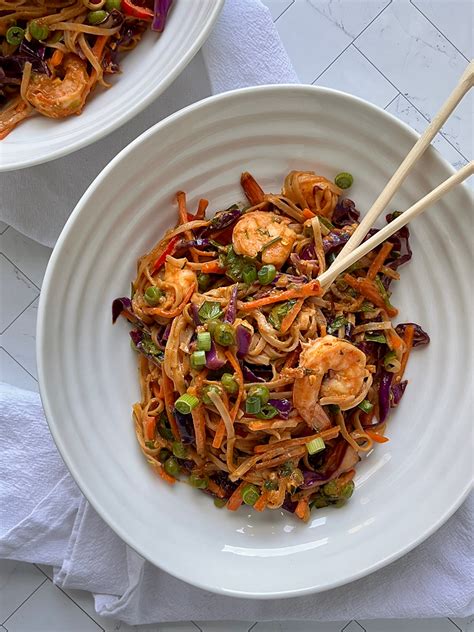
[0,0,472,630]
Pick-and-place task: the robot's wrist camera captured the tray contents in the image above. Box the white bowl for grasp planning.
[37,85,473,598]
[0,0,223,171]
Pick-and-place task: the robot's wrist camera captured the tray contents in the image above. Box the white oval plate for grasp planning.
[37,85,473,598]
[0,0,223,171]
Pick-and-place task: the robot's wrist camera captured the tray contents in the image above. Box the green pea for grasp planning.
[322,480,340,498]
[214,498,227,508]
[164,456,180,478]
[87,9,108,24]
[257,264,277,285]
[221,373,239,394]
[172,441,187,459]
[158,416,174,440]
[248,384,270,405]
[6,26,25,46]
[340,480,355,500]
[197,273,212,292]
[105,0,121,9]
[144,286,163,306]
[189,473,209,489]
[158,448,171,462]
[28,20,49,41]
[213,322,235,347]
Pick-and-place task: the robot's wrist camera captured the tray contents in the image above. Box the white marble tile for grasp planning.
[0,560,45,623]
[261,0,294,21]
[356,1,473,159]
[450,617,473,632]
[363,618,461,632]
[316,44,398,108]
[0,348,38,392]
[341,623,365,632]
[412,0,473,60]
[307,0,390,40]
[1,298,39,379]
[0,255,38,334]
[385,93,468,170]
[253,622,347,632]
[0,228,51,289]
[0,222,9,235]
[3,580,101,631]
[35,565,53,581]
[197,623,251,632]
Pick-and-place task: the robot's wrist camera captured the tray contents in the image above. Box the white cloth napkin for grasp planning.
[1,381,473,624]
[0,0,297,247]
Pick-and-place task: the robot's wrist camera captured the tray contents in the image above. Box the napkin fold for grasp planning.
[1,382,473,624]
[0,0,297,247]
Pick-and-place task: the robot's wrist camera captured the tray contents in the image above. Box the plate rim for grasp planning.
[0,0,224,172]
[37,83,474,598]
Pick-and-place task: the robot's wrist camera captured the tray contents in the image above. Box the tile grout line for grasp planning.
[383,91,402,111]
[273,0,294,22]
[353,43,470,162]
[1,577,48,626]
[311,0,393,83]
[410,0,471,63]
[0,251,41,292]
[0,346,38,383]
[0,292,39,337]
[247,623,258,632]
[53,584,106,631]
[191,621,203,632]
[447,617,463,632]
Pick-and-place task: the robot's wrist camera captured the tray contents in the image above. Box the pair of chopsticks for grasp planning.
[318,60,474,290]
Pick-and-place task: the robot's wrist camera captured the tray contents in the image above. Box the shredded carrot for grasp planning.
[396,324,415,382]
[240,280,321,312]
[385,327,404,351]
[241,171,265,205]
[254,426,340,453]
[196,198,209,219]
[149,283,196,318]
[343,274,398,317]
[365,430,389,444]
[143,416,156,442]
[50,49,64,67]
[176,191,188,225]
[158,467,176,485]
[302,208,316,220]
[253,491,268,512]
[295,498,310,522]
[224,350,244,421]
[191,406,207,456]
[81,35,109,105]
[152,383,162,399]
[207,479,226,499]
[280,298,304,333]
[212,420,226,449]
[201,260,225,274]
[161,369,180,440]
[367,242,393,280]
[226,481,246,511]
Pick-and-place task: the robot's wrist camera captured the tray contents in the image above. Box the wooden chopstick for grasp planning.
[318,161,474,289]
[327,59,473,272]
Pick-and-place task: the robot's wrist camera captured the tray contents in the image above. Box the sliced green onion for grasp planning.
[164,456,180,477]
[341,480,355,499]
[245,395,261,415]
[319,216,335,231]
[189,473,208,489]
[258,264,277,285]
[28,20,49,40]
[327,315,348,334]
[213,322,235,347]
[255,404,278,420]
[172,441,188,459]
[201,384,222,406]
[334,172,353,189]
[214,497,227,508]
[306,437,326,455]
[268,300,296,330]
[279,460,293,477]
[105,0,121,9]
[248,384,270,405]
[190,350,206,369]
[198,301,223,322]
[197,273,211,292]
[259,236,282,255]
[383,351,400,372]
[327,404,341,415]
[144,286,163,306]
[242,483,260,506]
[263,479,278,491]
[359,301,375,312]
[375,275,395,311]
[140,338,160,356]
[221,373,239,394]
[391,210,403,220]
[175,393,200,415]
[242,265,257,285]
[327,252,337,265]
[197,332,211,352]
[158,416,174,440]
[365,332,387,344]
[144,440,155,449]
[87,9,108,24]
[6,26,25,46]
[358,399,374,414]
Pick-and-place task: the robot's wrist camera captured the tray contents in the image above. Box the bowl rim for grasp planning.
[0,0,224,172]
[37,83,474,598]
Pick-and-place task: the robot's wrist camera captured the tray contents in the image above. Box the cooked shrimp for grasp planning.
[282,171,342,219]
[293,335,371,429]
[163,257,197,305]
[0,98,32,140]
[25,54,89,119]
[232,211,297,268]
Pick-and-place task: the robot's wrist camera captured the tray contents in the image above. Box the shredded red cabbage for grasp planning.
[205,342,227,370]
[191,303,201,326]
[332,198,360,227]
[152,0,173,32]
[173,409,195,444]
[224,285,238,324]
[201,206,242,236]
[112,296,133,323]
[242,364,266,383]
[378,370,393,423]
[391,380,408,407]
[395,323,430,347]
[236,324,251,357]
[323,229,352,255]
[268,398,291,419]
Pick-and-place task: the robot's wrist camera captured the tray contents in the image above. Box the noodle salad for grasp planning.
[112,170,429,522]
[0,0,172,138]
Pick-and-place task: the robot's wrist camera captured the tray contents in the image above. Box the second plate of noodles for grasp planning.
[112,169,430,522]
